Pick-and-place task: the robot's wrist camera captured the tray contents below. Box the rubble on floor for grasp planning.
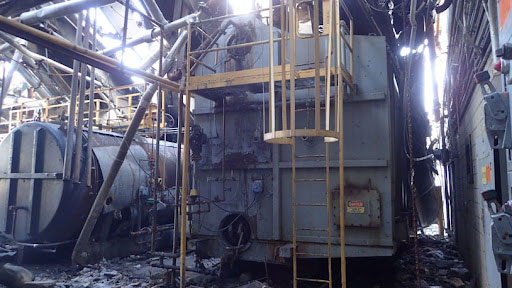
[0,234,473,288]
[392,235,474,288]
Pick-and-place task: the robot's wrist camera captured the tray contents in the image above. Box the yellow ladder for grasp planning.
[292,140,333,287]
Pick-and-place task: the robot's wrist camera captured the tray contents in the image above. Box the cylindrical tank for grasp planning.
[0,122,177,244]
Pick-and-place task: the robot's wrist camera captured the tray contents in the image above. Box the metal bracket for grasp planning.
[474,71,512,149]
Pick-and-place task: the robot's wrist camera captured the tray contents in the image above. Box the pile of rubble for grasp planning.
[392,235,473,288]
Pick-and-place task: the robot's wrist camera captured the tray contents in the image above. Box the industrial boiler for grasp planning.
[0,122,177,255]
[183,14,439,263]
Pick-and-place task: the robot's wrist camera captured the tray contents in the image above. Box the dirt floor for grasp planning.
[0,234,473,288]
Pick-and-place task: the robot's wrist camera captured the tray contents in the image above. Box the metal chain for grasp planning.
[403,1,421,287]
[407,84,421,288]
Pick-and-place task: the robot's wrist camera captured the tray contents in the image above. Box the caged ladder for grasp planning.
[263,0,354,287]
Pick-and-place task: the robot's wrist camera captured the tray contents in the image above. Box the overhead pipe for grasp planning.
[0,31,104,88]
[483,0,500,63]
[141,30,187,72]
[0,16,180,91]
[16,63,53,99]
[142,0,168,25]
[72,31,187,266]
[19,0,116,26]
[0,49,23,116]
[0,43,12,54]
[99,12,200,55]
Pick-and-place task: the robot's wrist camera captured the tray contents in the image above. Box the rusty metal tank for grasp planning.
[0,122,177,244]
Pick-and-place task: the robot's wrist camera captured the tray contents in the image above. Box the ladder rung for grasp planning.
[296,203,327,207]
[295,154,326,158]
[297,227,328,231]
[296,178,326,182]
[296,252,329,257]
[296,277,330,284]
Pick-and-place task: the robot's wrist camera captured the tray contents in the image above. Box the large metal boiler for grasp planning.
[0,122,177,246]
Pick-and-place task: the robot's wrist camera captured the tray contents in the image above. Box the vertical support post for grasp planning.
[172,92,183,287]
[180,22,192,288]
[313,0,320,130]
[269,0,275,133]
[45,99,49,122]
[73,11,91,183]
[291,138,297,288]
[63,12,84,180]
[151,27,164,253]
[280,2,287,130]
[289,0,296,133]
[349,18,353,79]
[335,0,346,286]
[325,142,332,288]
[86,8,97,187]
[121,0,130,65]
[325,0,333,134]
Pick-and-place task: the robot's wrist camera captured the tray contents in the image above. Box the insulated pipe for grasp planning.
[0,43,12,54]
[141,30,187,72]
[142,0,168,25]
[99,12,199,55]
[0,16,180,91]
[16,64,52,99]
[0,49,23,116]
[72,31,187,266]
[484,0,500,63]
[19,0,116,26]
[0,32,103,88]
[140,41,170,71]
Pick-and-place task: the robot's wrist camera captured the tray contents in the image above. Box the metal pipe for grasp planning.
[142,0,168,25]
[151,28,164,253]
[99,12,200,55]
[0,43,12,54]
[0,49,22,117]
[63,12,84,180]
[484,0,500,63]
[180,22,192,288]
[143,30,187,73]
[16,63,52,99]
[120,0,130,65]
[171,92,182,287]
[19,0,115,26]
[73,12,91,183]
[0,16,180,91]
[72,31,187,265]
[86,10,97,187]
[140,41,170,71]
[0,32,103,87]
